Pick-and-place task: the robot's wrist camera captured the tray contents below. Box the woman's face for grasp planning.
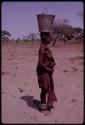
[41,32,51,44]
[46,34,51,44]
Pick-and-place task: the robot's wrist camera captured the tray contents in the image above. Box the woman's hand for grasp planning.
[46,67,54,73]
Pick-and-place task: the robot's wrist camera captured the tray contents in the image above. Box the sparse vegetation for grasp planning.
[51,19,83,45]
[1,19,83,45]
[1,30,11,42]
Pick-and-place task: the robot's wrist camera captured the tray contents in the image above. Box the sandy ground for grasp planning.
[1,41,84,124]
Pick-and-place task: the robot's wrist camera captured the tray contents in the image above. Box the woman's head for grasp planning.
[40,32,51,44]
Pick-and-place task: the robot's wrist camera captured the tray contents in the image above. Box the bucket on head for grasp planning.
[37,7,55,32]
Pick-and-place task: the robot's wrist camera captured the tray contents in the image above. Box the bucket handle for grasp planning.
[42,7,48,14]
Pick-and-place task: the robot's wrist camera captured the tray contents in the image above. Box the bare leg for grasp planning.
[47,74,57,109]
[40,88,47,104]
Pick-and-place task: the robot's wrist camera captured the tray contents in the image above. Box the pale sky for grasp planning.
[1,2,84,39]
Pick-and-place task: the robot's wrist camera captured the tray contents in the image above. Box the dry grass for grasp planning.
[1,40,84,124]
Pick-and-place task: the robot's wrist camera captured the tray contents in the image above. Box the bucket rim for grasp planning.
[37,14,55,17]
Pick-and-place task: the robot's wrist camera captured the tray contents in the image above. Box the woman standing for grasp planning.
[36,32,57,111]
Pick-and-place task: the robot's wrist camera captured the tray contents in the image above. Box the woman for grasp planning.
[36,32,57,111]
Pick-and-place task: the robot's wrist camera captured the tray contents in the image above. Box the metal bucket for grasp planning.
[37,12,55,32]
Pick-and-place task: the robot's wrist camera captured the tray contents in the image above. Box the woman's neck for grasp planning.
[41,42,47,47]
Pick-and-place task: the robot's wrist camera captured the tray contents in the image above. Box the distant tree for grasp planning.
[23,36,29,42]
[51,19,74,44]
[72,27,84,40]
[73,27,83,33]
[29,33,38,41]
[1,30,11,41]
[23,33,40,42]
[51,18,84,45]
[16,38,21,43]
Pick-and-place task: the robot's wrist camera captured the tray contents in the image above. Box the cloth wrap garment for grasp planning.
[36,45,57,105]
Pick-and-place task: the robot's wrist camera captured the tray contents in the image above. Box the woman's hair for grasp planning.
[40,32,51,43]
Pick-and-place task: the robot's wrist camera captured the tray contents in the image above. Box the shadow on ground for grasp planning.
[20,96,40,110]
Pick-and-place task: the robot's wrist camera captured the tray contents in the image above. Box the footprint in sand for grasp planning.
[11,54,14,57]
[11,94,15,97]
[16,67,18,70]
[71,99,76,102]
[55,120,58,123]
[30,116,37,121]
[43,111,51,116]
[2,71,11,75]
[18,88,24,92]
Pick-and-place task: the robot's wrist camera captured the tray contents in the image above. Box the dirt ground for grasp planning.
[1,41,84,124]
